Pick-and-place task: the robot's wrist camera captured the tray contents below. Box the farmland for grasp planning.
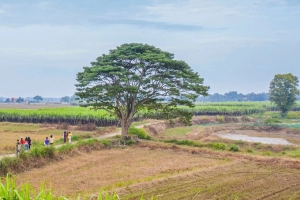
[0,102,299,126]
[1,103,300,199]
[10,141,300,199]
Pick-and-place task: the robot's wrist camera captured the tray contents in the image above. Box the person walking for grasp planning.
[68,132,72,143]
[24,137,29,151]
[63,131,67,143]
[27,137,32,150]
[44,137,50,146]
[20,137,25,151]
[16,139,20,156]
[49,135,54,145]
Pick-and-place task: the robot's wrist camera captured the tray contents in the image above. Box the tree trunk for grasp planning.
[120,117,132,138]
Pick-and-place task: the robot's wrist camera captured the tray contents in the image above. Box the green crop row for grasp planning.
[0,102,299,125]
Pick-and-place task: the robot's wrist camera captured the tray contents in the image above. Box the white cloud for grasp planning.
[141,0,253,27]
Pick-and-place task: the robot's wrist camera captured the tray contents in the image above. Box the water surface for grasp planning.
[216,133,294,145]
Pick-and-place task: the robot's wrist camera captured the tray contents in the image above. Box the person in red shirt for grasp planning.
[20,138,25,151]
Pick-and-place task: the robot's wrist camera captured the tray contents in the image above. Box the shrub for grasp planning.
[99,139,112,147]
[129,127,150,140]
[229,145,240,152]
[77,139,99,147]
[57,143,74,153]
[216,115,225,123]
[28,146,55,158]
[262,151,271,156]
[18,150,29,160]
[212,143,226,150]
[0,157,19,176]
[264,118,281,124]
[246,148,253,153]
[71,135,81,141]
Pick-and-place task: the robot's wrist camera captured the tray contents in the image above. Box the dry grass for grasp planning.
[16,147,227,198]
[14,143,300,199]
[0,122,93,154]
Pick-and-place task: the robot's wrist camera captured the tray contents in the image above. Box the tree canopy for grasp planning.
[33,95,43,102]
[269,73,300,117]
[61,96,71,103]
[76,43,209,136]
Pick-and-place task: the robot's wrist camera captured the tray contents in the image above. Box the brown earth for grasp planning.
[15,142,300,199]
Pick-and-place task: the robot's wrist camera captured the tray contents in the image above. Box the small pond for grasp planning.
[215,133,294,145]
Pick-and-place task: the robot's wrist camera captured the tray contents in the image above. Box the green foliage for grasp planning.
[76,139,100,147]
[129,127,150,140]
[212,143,226,150]
[264,118,281,124]
[286,112,300,119]
[29,146,56,158]
[246,148,253,153]
[76,43,209,136]
[215,115,225,123]
[0,157,19,175]
[71,135,81,141]
[33,95,43,102]
[57,143,74,153]
[163,139,199,147]
[262,151,271,156]
[269,73,300,117]
[99,139,112,147]
[229,145,240,152]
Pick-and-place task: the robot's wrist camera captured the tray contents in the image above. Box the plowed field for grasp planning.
[16,143,300,199]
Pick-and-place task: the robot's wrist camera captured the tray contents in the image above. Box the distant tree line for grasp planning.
[198,91,270,102]
[0,92,299,103]
[0,94,78,104]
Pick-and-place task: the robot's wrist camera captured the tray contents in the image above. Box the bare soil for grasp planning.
[16,142,300,199]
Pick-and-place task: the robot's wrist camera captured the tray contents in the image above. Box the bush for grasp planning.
[129,127,150,140]
[71,135,81,141]
[229,145,240,152]
[77,139,99,147]
[264,118,281,124]
[57,143,74,153]
[216,115,225,123]
[0,157,19,176]
[246,148,253,153]
[262,151,271,156]
[99,139,112,147]
[212,143,226,150]
[29,146,56,158]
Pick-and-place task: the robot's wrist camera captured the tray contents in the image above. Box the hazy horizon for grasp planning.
[1,0,299,97]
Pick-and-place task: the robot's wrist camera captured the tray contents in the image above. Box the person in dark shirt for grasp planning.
[27,137,32,150]
[16,140,20,156]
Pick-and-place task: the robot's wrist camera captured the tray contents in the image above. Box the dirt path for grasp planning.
[0,122,158,160]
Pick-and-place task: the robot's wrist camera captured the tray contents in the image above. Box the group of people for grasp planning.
[44,131,72,146]
[15,131,72,156]
[16,137,31,155]
[63,131,72,143]
[44,135,55,146]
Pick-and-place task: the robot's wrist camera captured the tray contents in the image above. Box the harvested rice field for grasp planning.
[15,143,300,199]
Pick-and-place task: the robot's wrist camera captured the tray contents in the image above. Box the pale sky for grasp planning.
[0,0,299,97]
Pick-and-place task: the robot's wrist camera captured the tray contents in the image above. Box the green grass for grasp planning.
[164,126,200,137]
[285,150,300,158]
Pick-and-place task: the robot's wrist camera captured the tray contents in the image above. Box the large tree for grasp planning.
[33,95,43,102]
[269,73,300,117]
[76,43,209,136]
[61,96,71,103]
